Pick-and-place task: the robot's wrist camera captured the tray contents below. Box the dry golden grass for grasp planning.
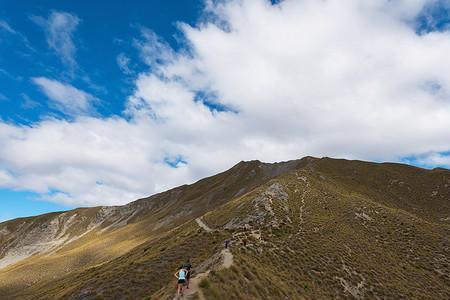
[1,157,449,299]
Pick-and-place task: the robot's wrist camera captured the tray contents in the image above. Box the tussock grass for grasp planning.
[1,157,449,299]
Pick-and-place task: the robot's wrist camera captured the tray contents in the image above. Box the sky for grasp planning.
[1,0,450,222]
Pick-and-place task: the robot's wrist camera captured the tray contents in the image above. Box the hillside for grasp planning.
[0,157,449,299]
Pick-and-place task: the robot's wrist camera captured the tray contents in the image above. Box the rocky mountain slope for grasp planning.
[0,157,449,299]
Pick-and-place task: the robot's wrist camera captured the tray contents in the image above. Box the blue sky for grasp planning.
[0,0,203,221]
[0,188,67,222]
[1,0,450,222]
[0,0,202,124]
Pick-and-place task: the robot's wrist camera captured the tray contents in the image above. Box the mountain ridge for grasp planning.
[2,156,447,226]
[0,156,449,299]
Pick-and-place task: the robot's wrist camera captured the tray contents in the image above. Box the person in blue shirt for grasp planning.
[174,266,188,297]
[180,259,192,289]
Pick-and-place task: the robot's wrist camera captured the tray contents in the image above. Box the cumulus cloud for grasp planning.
[1,0,450,207]
[116,53,133,75]
[32,77,97,116]
[406,151,450,167]
[133,27,175,69]
[0,169,14,187]
[129,0,450,161]
[0,118,193,206]
[31,11,80,70]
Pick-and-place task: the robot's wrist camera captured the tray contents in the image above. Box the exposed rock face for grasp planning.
[0,213,76,269]
[224,182,289,230]
[0,204,148,270]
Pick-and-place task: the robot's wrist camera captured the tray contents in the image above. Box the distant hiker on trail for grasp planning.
[174,266,188,297]
[181,259,192,289]
[224,239,230,249]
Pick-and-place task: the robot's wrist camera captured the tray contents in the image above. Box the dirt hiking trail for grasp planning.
[179,249,233,300]
[195,217,213,233]
[173,218,233,300]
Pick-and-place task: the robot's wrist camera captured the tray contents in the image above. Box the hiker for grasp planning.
[181,259,192,289]
[174,266,188,297]
[224,239,230,249]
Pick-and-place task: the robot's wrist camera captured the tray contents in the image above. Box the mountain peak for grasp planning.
[1,157,449,299]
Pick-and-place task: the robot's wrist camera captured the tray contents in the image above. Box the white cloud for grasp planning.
[116,53,133,75]
[133,27,175,68]
[0,20,16,34]
[31,11,80,70]
[0,68,22,81]
[0,169,14,187]
[32,77,97,115]
[0,20,35,52]
[0,118,193,206]
[410,152,450,167]
[20,93,41,109]
[1,0,450,207]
